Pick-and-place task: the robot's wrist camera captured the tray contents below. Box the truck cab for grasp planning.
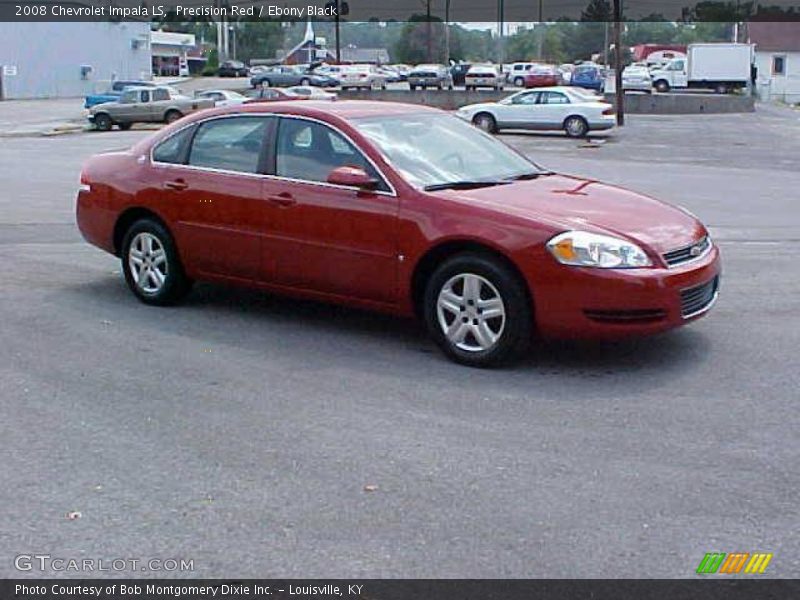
[651,58,687,92]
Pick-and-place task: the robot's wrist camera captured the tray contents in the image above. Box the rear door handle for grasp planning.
[164,179,188,191]
[267,192,296,208]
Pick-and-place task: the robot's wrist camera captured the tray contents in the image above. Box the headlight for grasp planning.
[547,231,652,268]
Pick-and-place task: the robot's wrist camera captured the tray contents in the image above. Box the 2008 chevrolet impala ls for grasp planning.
[76,101,720,367]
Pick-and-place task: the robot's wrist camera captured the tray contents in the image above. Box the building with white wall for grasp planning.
[0,22,151,100]
[748,22,800,104]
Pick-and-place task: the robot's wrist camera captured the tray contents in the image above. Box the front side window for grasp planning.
[511,91,539,105]
[275,118,387,190]
[152,88,169,102]
[188,117,269,173]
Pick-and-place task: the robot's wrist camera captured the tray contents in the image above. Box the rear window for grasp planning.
[152,126,195,164]
[188,117,269,174]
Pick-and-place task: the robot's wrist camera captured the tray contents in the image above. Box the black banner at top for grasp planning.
[1,0,800,22]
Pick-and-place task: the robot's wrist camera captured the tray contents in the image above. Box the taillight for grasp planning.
[79,170,91,192]
[602,107,615,116]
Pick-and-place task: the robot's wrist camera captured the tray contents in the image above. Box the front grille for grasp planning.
[584,308,667,324]
[663,236,711,267]
[681,276,719,318]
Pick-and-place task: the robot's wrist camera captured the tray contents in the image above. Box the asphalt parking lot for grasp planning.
[1,105,799,578]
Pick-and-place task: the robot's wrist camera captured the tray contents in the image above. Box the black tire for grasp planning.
[473,112,497,134]
[164,110,183,124]
[423,253,532,367]
[410,84,416,90]
[93,113,112,132]
[121,218,192,306]
[300,78,311,86]
[654,79,670,93]
[117,122,133,131]
[563,115,589,138]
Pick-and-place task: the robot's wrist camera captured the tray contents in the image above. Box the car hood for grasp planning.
[443,174,704,253]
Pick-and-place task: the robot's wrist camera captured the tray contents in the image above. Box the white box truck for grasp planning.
[650,43,754,94]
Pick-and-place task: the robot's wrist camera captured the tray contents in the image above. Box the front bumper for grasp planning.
[530,244,722,340]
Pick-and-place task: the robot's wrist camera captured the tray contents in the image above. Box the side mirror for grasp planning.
[327,166,378,190]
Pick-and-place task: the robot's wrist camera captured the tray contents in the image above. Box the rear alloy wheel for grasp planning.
[424,253,531,367]
[513,76,525,87]
[564,115,589,138]
[93,113,112,131]
[300,78,311,86]
[118,122,133,131]
[654,80,670,93]
[164,110,183,124]
[122,219,192,306]
[473,113,497,134]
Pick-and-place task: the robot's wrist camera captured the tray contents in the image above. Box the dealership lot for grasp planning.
[1,106,799,577]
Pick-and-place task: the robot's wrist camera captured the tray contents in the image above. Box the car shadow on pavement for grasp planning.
[63,277,712,383]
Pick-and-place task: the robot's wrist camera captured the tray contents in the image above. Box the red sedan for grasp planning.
[76,101,720,367]
[524,65,561,88]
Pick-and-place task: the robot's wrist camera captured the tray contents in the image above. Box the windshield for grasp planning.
[353,113,546,189]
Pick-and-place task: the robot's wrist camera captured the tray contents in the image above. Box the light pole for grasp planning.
[613,0,624,126]
[229,25,236,61]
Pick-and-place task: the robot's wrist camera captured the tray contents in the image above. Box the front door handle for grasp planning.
[164,178,188,191]
[267,192,297,208]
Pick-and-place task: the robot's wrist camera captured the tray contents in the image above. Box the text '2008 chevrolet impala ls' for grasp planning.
[76,101,720,367]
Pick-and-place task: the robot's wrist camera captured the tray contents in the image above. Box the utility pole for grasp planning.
[335,2,341,64]
[426,0,432,63]
[612,0,624,126]
[536,0,544,60]
[445,0,451,65]
[497,0,505,69]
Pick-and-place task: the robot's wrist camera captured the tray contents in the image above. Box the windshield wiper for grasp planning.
[423,180,512,192]
[506,171,553,181]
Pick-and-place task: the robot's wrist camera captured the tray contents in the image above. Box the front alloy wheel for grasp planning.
[436,274,506,353]
[424,253,531,367]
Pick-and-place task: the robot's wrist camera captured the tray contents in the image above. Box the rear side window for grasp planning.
[152,88,169,101]
[152,126,195,164]
[188,117,269,174]
[541,92,569,105]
